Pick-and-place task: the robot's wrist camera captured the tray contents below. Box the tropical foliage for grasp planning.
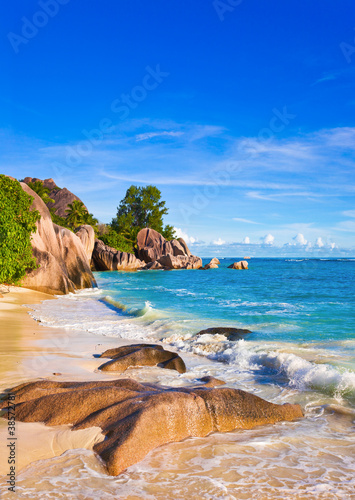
[65,200,98,230]
[111,185,175,244]
[0,175,40,284]
[99,229,134,254]
[27,180,55,205]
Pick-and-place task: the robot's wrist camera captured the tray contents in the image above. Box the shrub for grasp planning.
[99,230,134,254]
[0,175,40,284]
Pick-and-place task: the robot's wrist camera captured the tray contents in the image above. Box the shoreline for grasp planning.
[0,286,215,479]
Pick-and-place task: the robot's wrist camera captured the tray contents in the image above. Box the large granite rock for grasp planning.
[98,344,186,374]
[75,225,95,261]
[3,379,303,476]
[137,229,195,263]
[92,239,144,271]
[23,177,87,217]
[20,183,96,295]
[157,254,203,270]
[195,327,252,341]
[228,260,249,270]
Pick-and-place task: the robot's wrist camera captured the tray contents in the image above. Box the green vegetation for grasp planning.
[0,175,40,284]
[27,180,55,205]
[111,185,175,245]
[99,229,134,254]
[65,200,98,230]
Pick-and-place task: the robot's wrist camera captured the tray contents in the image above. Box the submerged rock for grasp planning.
[98,344,186,374]
[195,327,252,341]
[3,379,303,476]
[228,260,248,270]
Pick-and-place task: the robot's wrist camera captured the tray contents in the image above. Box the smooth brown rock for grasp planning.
[23,177,87,217]
[157,254,202,270]
[98,344,186,374]
[228,260,249,270]
[20,183,96,295]
[75,225,95,261]
[92,239,144,271]
[2,379,303,476]
[203,257,220,270]
[195,327,252,341]
[198,376,226,387]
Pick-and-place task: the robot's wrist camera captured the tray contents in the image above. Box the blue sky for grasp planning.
[1,0,355,256]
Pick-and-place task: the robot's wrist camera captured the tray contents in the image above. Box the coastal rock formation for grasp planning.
[92,239,144,271]
[20,183,96,295]
[75,225,95,261]
[98,344,186,374]
[195,327,252,341]
[3,379,303,476]
[203,258,220,270]
[23,177,87,217]
[157,254,203,270]
[228,260,249,270]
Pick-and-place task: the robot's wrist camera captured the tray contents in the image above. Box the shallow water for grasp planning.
[3,258,355,499]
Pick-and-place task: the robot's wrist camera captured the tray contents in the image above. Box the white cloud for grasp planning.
[315,237,324,248]
[262,234,275,245]
[213,238,226,246]
[242,236,250,244]
[293,233,308,246]
[342,210,355,218]
[173,227,196,245]
[233,217,260,224]
[135,131,183,142]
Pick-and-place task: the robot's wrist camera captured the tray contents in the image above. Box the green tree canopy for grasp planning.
[111,185,175,243]
[27,180,55,205]
[0,175,40,284]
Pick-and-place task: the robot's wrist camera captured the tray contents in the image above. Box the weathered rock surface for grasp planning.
[92,239,144,271]
[75,225,95,261]
[157,254,203,270]
[23,177,87,217]
[98,344,186,374]
[203,257,220,270]
[195,327,252,341]
[20,183,96,295]
[2,379,303,476]
[136,228,201,269]
[228,260,249,270]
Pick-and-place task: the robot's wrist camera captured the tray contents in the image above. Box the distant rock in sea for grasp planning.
[228,260,249,270]
[203,257,220,269]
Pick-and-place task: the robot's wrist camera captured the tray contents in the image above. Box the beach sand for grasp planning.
[0,287,204,481]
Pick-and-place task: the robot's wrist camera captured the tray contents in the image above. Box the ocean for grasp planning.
[11,258,355,499]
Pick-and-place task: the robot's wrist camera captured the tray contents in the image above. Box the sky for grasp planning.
[1,0,355,257]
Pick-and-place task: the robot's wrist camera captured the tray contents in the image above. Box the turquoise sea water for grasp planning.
[19,258,355,499]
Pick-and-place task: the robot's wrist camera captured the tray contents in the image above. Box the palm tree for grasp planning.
[65,200,88,228]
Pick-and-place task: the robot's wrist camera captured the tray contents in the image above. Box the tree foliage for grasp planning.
[111,185,175,243]
[99,230,134,254]
[65,200,98,230]
[27,180,55,205]
[0,175,40,284]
